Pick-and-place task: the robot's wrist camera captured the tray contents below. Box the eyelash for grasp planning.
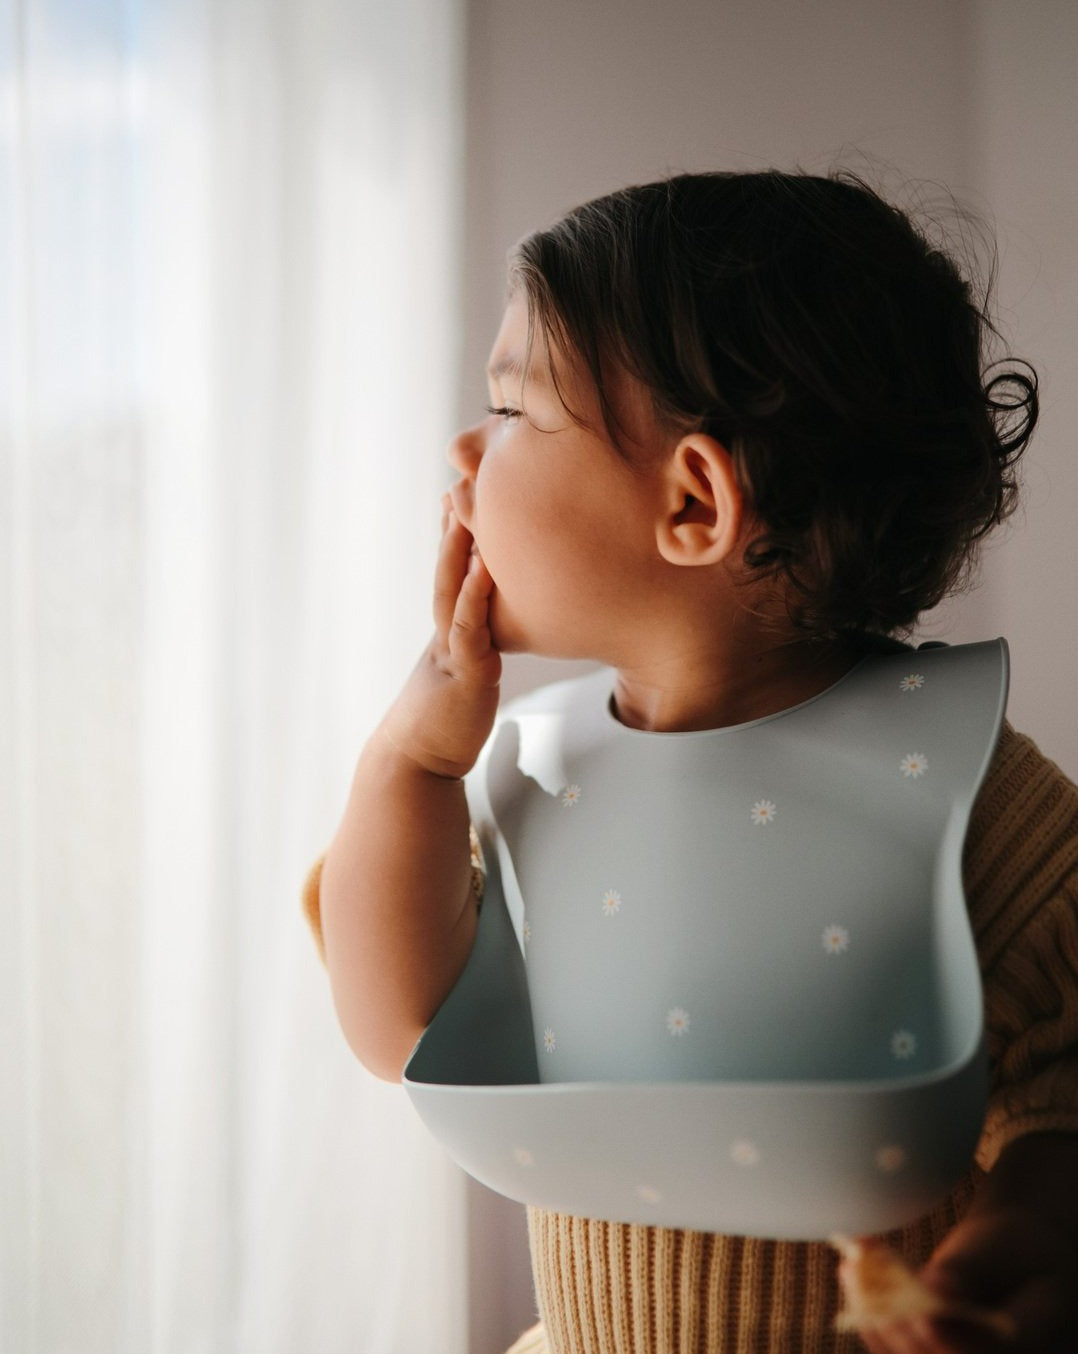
[485,404,523,421]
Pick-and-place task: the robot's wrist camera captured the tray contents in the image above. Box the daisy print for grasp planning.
[543,1026,557,1053]
[750,798,777,827]
[899,673,925,692]
[891,1029,917,1060]
[601,889,622,917]
[822,924,850,955]
[876,1145,908,1174]
[730,1140,761,1167]
[561,784,582,808]
[900,752,928,778]
[667,1007,691,1037]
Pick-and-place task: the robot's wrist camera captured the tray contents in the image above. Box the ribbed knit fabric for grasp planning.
[520,725,1078,1353]
[525,1183,977,1354]
[507,1322,554,1354]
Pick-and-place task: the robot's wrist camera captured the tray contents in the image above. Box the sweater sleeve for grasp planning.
[963,724,1078,1171]
[977,873,1078,1168]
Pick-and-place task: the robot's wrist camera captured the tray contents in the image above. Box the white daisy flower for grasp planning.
[636,1185,662,1204]
[750,798,777,826]
[730,1140,761,1167]
[822,924,850,955]
[875,1145,908,1173]
[514,1147,535,1168]
[891,1029,917,1060]
[561,784,582,808]
[900,752,928,778]
[666,1007,691,1037]
[899,673,925,692]
[522,918,532,945]
[543,1027,557,1053]
[601,889,622,917]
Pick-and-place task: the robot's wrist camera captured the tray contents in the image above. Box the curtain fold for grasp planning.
[1,2,467,1350]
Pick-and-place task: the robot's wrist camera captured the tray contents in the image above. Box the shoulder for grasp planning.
[969,725,1078,1166]
[966,722,1078,963]
[971,723,1078,870]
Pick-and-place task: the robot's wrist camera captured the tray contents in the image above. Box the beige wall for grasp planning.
[953,2,1078,774]
[459,5,1078,1347]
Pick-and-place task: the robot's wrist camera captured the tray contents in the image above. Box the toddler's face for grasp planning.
[447,294,670,662]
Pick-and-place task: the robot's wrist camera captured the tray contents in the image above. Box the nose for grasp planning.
[447,419,485,478]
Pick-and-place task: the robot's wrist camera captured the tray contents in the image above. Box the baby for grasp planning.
[313,171,1078,1353]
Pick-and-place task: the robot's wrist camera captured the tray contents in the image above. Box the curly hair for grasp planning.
[510,171,1037,640]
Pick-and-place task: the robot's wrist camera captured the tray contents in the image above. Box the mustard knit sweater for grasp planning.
[305,724,1078,1353]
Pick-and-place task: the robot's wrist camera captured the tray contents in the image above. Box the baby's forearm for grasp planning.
[321,506,500,1080]
[320,724,478,1082]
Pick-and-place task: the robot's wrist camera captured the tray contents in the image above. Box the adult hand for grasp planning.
[858,1202,1078,1353]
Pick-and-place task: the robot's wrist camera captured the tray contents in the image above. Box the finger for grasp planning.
[432,511,473,638]
[448,550,497,668]
[923,1322,1005,1354]
[857,1311,987,1354]
[858,1320,928,1354]
[860,1329,903,1354]
[878,1318,943,1354]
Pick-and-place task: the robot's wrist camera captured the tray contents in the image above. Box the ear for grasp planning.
[655,434,744,566]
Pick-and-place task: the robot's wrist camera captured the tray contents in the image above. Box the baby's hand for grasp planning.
[381,503,502,779]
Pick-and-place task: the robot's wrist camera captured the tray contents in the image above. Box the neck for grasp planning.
[611,634,864,733]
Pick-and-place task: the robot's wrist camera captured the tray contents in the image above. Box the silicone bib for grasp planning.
[405,640,1007,1239]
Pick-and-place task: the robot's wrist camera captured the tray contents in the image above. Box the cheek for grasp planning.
[474,455,558,553]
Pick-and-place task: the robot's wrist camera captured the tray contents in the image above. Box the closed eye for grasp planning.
[485,404,523,422]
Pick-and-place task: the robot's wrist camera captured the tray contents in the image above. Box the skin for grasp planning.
[320,292,1078,1351]
[858,1134,1078,1353]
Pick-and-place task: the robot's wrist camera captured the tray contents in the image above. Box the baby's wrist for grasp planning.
[375,709,481,782]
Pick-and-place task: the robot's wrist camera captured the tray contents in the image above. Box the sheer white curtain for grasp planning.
[1,2,467,1351]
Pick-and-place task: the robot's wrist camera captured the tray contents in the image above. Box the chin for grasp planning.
[489,620,526,655]
[488,593,586,661]
[488,598,546,658]
[486,595,519,654]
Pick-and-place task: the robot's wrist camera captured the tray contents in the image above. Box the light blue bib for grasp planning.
[404,640,1007,1240]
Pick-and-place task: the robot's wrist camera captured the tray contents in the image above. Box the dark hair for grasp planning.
[510,171,1037,639]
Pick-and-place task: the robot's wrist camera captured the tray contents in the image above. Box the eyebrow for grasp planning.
[486,352,549,385]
